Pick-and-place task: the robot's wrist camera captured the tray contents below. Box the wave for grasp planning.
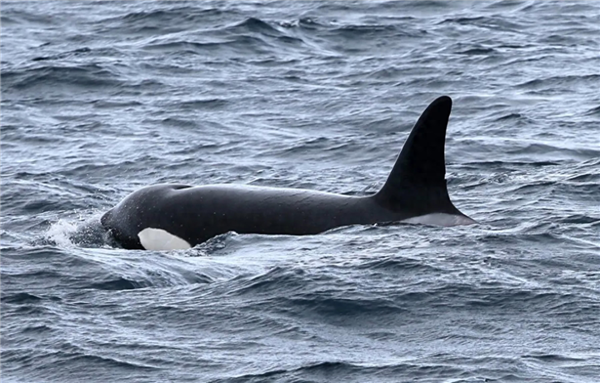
[1,349,158,383]
[97,6,226,36]
[1,64,121,92]
[440,15,523,31]
[516,74,600,92]
[1,239,216,293]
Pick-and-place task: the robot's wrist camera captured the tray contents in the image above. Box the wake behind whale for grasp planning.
[101,96,475,250]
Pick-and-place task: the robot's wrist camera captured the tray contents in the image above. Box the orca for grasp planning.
[101,96,475,250]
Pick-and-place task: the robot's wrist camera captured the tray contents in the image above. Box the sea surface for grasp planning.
[1,1,599,382]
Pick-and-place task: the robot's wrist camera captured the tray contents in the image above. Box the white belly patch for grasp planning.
[137,228,192,250]
[401,213,477,227]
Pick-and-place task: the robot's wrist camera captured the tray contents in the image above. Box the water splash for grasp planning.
[44,212,107,248]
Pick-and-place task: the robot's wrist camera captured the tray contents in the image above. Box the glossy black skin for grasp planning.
[101,184,409,249]
[102,96,471,249]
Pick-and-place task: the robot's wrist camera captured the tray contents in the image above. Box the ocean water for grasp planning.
[1,1,599,382]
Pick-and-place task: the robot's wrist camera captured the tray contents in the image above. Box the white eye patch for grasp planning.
[401,213,477,227]
[137,227,192,251]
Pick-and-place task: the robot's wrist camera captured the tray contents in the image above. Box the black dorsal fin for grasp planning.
[375,96,464,217]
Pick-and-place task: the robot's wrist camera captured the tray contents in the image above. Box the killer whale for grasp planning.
[101,96,475,250]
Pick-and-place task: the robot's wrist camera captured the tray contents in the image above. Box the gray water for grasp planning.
[1,1,600,382]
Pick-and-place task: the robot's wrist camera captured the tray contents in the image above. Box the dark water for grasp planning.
[2,1,599,382]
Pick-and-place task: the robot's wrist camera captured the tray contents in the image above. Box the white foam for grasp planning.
[44,212,107,248]
[138,228,192,251]
[401,213,477,227]
[46,219,79,247]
